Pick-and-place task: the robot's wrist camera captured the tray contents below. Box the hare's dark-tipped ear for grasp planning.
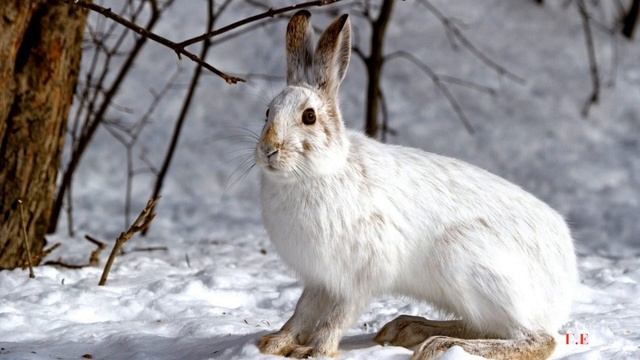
[314,14,351,96]
[286,10,314,85]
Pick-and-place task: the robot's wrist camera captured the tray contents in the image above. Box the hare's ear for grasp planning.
[286,10,314,85]
[313,14,351,96]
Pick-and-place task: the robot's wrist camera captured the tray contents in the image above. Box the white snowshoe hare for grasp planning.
[256,11,577,360]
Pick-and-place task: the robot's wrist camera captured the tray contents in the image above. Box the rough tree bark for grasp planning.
[0,1,87,269]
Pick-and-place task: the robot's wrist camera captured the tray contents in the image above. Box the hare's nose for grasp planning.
[266,148,279,159]
[261,143,279,159]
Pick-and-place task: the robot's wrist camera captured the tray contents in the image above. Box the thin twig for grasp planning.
[417,0,525,84]
[577,0,600,117]
[211,17,287,47]
[60,0,243,84]
[99,197,158,286]
[17,199,35,279]
[50,0,168,234]
[143,0,222,236]
[438,74,496,95]
[101,71,179,227]
[85,235,107,266]
[178,0,342,48]
[386,51,475,133]
[129,246,169,253]
[66,175,74,237]
[42,243,62,259]
[43,261,86,269]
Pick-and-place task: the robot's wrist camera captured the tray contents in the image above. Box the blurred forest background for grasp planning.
[1,1,639,359]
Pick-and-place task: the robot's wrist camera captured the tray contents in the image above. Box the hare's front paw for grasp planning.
[258,333,335,358]
[258,331,298,356]
[286,344,336,359]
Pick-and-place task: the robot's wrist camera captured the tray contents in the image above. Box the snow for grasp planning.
[1,0,639,359]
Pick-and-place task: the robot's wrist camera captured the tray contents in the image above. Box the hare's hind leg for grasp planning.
[374,315,475,348]
[412,332,555,360]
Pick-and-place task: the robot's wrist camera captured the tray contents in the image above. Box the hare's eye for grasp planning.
[302,108,316,125]
[265,108,270,122]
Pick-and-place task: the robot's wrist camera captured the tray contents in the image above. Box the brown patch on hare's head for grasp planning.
[302,140,312,153]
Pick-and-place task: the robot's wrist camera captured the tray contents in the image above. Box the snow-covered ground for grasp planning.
[1,0,639,359]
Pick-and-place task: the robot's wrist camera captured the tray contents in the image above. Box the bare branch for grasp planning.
[386,51,474,133]
[60,0,243,84]
[178,0,342,48]
[417,0,525,84]
[577,0,600,117]
[438,74,496,95]
[351,45,368,65]
[143,0,221,236]
[42,243,62,259]
[210,17,287,47]
[50,0,167,234]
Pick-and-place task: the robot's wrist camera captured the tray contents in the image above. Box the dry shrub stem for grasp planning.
[577,0,600,117]
[17,199,35,279]
[98,197,158,286]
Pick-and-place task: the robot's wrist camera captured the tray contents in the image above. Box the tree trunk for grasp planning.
[622,0,639,39]
[0,1,87,269]
[364,0,394,139]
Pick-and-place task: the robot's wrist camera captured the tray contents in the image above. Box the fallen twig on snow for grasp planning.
[43,260,86,269]
[128,246,168,253]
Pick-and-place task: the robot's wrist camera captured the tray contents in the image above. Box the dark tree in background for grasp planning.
[362,0,394,139]
[0,1,87,268]
[622,0,639,39]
